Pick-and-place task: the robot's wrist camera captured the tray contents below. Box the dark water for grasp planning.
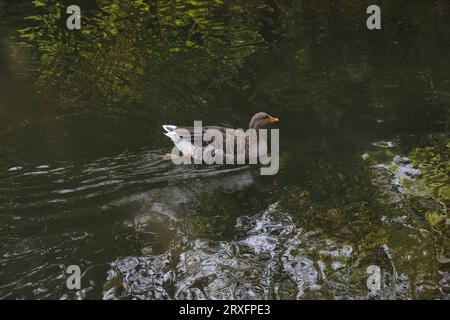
[0,0,449,299]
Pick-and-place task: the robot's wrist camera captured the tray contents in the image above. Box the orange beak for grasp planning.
[268,115,279,124]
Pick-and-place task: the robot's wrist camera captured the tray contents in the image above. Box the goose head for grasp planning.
[249,112,279,129]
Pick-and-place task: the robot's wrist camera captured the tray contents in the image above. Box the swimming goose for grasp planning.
[162,112,279,163]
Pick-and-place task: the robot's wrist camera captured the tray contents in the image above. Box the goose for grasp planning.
[162,112,279,163]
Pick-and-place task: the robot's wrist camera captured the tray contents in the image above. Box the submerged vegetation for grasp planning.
[0,0,448,299]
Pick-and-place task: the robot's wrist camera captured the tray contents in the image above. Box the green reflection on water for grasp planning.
[0,0,448,299]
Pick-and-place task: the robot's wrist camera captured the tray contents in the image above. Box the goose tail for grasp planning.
[162,125,181,142]
[162,125,177,133]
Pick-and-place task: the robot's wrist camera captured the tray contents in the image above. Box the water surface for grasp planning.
[0,0,449,299]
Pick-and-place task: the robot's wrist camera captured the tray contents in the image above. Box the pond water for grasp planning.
[0,0,448,299]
